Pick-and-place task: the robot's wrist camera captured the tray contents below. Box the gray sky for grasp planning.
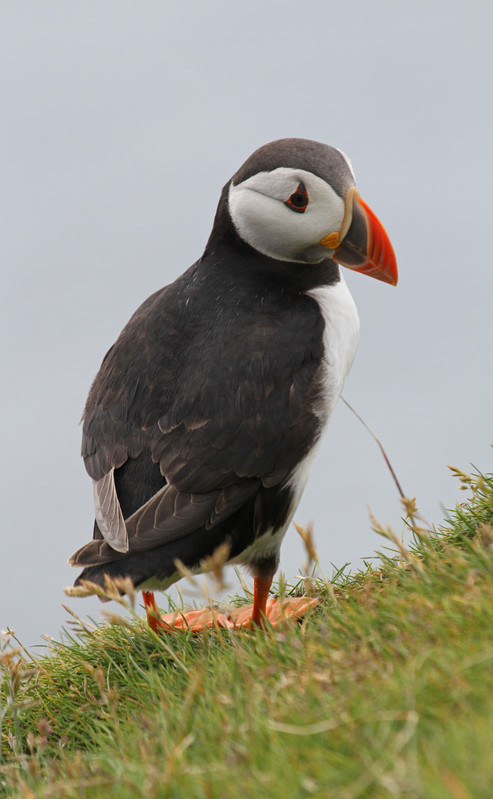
[2,1,492,648]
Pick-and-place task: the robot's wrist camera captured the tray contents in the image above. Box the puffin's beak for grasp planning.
[320,189,398,286]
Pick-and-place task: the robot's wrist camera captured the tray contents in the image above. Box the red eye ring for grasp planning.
[284,181,309,213]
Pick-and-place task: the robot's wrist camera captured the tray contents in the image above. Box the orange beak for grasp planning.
[321,190,398,286]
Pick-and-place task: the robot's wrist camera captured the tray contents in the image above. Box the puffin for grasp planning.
[70,138,397,631]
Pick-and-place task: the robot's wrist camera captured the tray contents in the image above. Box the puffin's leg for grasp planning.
[142,590,162,632]
[250,575,273,627]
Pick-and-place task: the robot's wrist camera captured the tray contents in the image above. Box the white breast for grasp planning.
[306,274,360,428]
[280,276,360,525]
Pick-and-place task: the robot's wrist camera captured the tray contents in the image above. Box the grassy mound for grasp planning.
[1,469,493,798]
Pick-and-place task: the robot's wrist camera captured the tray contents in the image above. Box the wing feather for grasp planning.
[92,471,128,552]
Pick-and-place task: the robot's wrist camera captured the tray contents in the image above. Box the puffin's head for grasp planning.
[227,138,397,285]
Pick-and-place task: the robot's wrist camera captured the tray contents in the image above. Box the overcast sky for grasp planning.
[2,1,492,648]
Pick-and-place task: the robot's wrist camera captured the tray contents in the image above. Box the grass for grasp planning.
[1,467,493,798]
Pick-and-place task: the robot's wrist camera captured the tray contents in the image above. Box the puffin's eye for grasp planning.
[284,182,309,214]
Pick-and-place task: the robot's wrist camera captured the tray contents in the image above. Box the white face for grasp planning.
[228,167,347,264]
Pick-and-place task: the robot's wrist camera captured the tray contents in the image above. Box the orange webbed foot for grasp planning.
[147,595,320,633]
[143,582,319,633]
